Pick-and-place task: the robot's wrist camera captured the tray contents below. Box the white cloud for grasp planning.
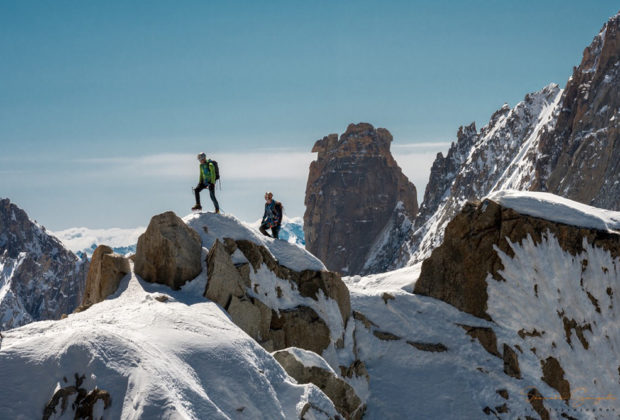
[78,152,315,181]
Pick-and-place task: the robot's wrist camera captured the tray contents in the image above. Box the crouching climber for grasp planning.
[259,192,283,239]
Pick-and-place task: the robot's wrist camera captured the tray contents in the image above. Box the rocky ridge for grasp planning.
[185,212,367,418]
[364,11,620,273]
[0,198,88,330]
[384,84,563,271]
[537,12,620,210]
[304,122,418,275]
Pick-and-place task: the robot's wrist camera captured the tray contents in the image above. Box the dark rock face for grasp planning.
[134,211,202,290]
[79,245,130,309]
[205,239,351,354]
[273,348,365,420]
[303,123,418,275]
[537,13,620,210]
[43,373,111,420]
[540,356,571,402]
[0,198,88,329]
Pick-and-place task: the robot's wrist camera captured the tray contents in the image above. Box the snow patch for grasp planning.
[486,190,620,232]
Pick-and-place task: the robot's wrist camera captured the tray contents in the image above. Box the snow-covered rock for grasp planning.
[79,245,130,310]
[342,191,620,418]
[189,212,354,366]
[0,198,88,330]
[273,347,365,419]
[410,192,620,415]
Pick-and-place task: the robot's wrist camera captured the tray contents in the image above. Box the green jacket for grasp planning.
[199,161,216,185]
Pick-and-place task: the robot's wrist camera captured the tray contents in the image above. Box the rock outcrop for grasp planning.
[304,123,418,275]
[205,238,350,354]
[134,211,202,290]
[273,348,365,419]
[414,198,620,320]
[0,198,88,329]
[79,245,130,310]
[413,193,620,411]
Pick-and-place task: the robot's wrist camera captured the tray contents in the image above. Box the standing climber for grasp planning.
[259,192,283,239]
[192,152,220,213]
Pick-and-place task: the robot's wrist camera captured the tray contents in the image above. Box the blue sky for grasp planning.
[1,1,618,229]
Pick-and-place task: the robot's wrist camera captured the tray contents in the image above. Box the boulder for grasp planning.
[269,306,330,354]
[204,238,349,354]
[80,245,130,308]
[273,348,365,420]
[134,211,202,290]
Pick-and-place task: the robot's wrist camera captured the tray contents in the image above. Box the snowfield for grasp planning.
[0,266,337,419]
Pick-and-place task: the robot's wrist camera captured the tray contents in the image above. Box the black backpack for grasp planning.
[209,159,220,181]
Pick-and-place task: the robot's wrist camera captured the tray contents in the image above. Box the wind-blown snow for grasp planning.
[486,190,620,232]
[488,231,620,411]
[247,265,345,344]
[0,267,337,419]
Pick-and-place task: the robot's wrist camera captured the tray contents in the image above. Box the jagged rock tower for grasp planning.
[303,123,418,275]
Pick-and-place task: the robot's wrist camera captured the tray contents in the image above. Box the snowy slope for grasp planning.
[246,216,306,246]
[0,267,338,419]
[184,212,322,272]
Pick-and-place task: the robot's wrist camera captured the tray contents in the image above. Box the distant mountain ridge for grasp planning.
[52,226,146,258]
[364,11,620,273]
[0,198,88,330]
